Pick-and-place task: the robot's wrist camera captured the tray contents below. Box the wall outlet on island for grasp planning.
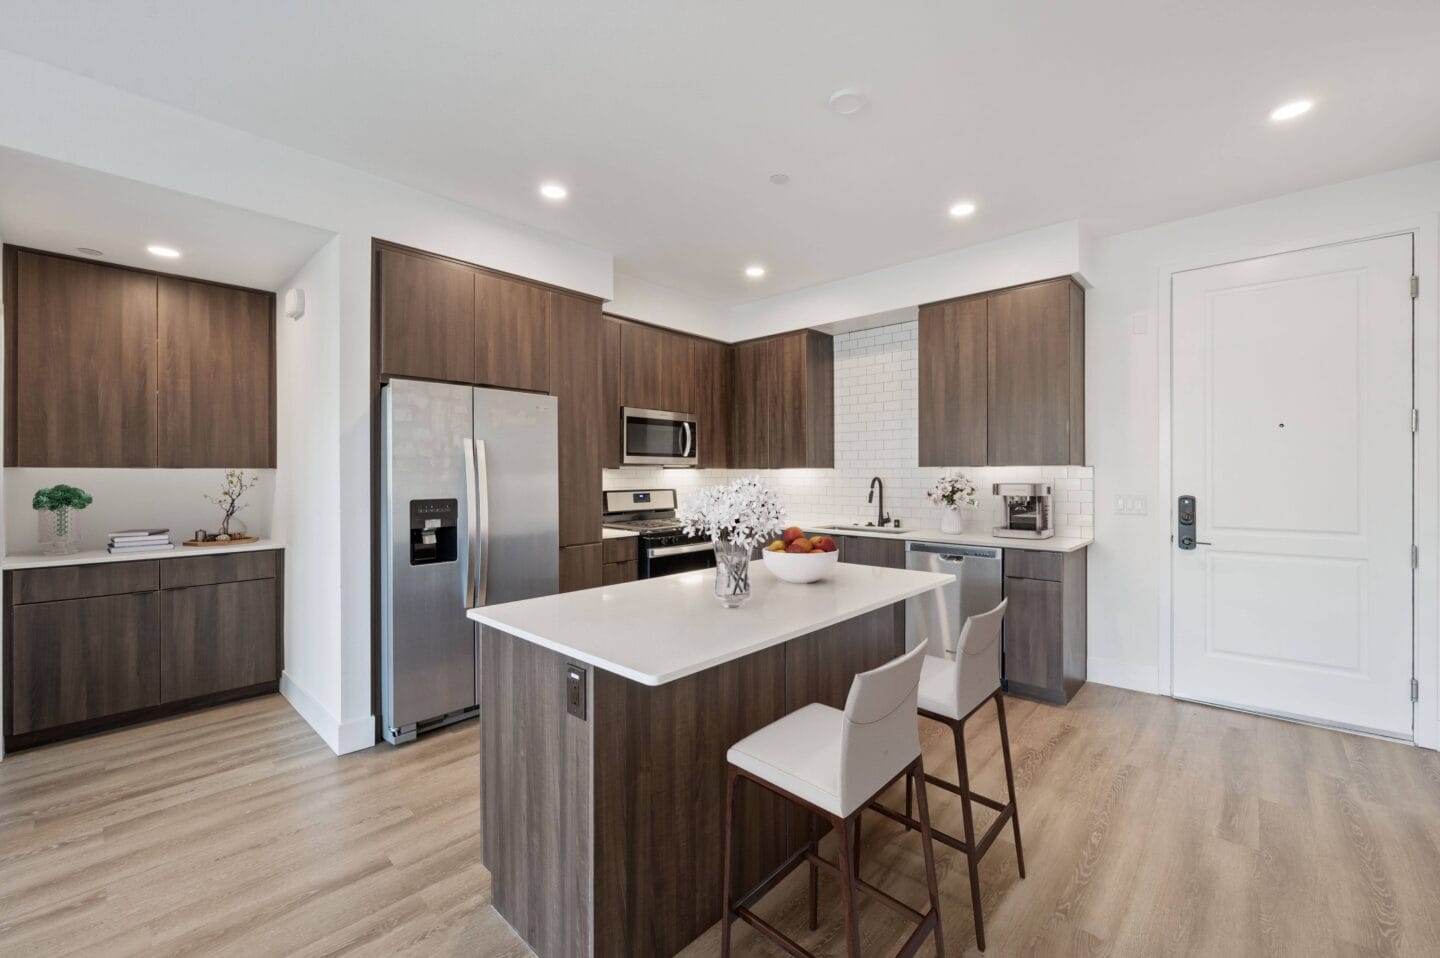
[1114,494,1148,516]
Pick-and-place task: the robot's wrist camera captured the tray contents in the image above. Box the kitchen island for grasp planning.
[468,562,952,958]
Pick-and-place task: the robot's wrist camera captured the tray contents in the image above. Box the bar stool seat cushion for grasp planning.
[917,655,963,719]
[727,703,846,816]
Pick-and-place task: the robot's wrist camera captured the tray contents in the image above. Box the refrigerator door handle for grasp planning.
[473,439,492,607]
[464,438,479,608]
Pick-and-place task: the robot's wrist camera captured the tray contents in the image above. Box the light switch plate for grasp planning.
[1114,495,1149,516]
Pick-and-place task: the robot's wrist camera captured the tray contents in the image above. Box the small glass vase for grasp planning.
[940,507,963,535]
[713,539,752,608]
[40,506,81,555]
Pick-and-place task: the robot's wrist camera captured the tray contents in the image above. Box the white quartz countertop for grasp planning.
[469,562,953,686]
[601,527,639,540]
[788,520,1092,554]
[4,538,284,570]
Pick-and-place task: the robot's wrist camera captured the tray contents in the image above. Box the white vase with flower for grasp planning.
[927,472,978,535]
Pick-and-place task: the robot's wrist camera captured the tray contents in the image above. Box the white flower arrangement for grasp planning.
[927,471,978,511]
[679,475,786,548]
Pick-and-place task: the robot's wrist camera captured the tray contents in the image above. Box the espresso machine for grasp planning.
[993,483,1055,539]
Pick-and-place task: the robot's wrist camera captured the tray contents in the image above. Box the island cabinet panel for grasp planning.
[592,646,789,958]
[158,276,276,467]
[988,277,1085,466]
[9,592,161,735]
[731,330,833,469]
[1003,548,1087,704]
[550,293,605,547]
[475,271,550,392]
[161,579,277,702]
[918,296,989,466]
[480,627,593,958]
[8,250,159,467]
[377,246,477,384]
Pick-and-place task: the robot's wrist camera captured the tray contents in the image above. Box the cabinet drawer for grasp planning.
[1004,550,1063,581]
[161,551,277,589]
[10,561,160,604]
[602,560,638,585]
[602,537,638,564]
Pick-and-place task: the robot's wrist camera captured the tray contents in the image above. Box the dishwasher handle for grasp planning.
[907,542,1001,561]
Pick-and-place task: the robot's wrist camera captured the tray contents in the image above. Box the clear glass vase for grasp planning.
[40,506,81,555]
[713,539,752,608]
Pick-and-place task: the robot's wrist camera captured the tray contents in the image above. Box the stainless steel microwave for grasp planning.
[622,407,698,466]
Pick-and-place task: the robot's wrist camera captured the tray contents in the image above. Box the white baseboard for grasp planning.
[1086,655,1162,695]
[280,671,375,755]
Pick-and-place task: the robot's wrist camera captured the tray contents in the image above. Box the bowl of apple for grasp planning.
[761,527,840,583]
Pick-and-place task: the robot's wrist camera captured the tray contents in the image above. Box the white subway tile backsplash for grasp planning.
[604,320,1093,538]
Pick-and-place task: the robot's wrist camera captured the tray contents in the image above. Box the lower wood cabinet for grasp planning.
[3,549,284,750]
[1002,548,1086,704]
[559,543,604,593]
[601,536,638,586]
[836,534,905,569]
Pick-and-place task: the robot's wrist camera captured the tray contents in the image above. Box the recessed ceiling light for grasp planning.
[828,89,867,116]
[76,247,104,257]
[949,201,977,218]
[1269,99,1313,122]
[147,244,181,259]
[539,182,568,200]
[745,265,766,279]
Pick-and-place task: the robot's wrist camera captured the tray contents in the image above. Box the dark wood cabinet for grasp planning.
[7,249,159,467]
[1002,548,1086,704]
[610,316,733,469]
[917,276,1084,467]
[987,278,1085,466]
[836,534,906,569]
[693,337,733,468]
[551,293,605,548]
[602,537,638,585]
[8,592,161,735]
[161,579,277,702]
[476,271,550,392]
[377,246,477,384]
[559,543,604,593]
[158,276,275,467]
[731,330,833,469]
[918,296,989,466]
[602,317,624,469]
[3,549,284,751]
[4,247,277,469]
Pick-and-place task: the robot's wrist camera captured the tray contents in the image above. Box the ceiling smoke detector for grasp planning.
[828,89,867,116]
[769,173,790,185]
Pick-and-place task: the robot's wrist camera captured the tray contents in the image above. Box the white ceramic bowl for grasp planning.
[761,547,840,584]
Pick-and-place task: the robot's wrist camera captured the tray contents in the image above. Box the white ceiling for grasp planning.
[0,148,334,290]
[0,1,1437,305]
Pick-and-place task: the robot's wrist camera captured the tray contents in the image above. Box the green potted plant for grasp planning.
[33,484,94,555]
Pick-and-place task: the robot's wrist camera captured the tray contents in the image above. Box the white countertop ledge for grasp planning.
[788,521,1093,554]
[4,538,284,570]
[469,563,953,687]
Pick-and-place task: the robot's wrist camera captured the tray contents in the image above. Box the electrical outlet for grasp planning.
[1114,495,1149,516]
[566,664,587,719]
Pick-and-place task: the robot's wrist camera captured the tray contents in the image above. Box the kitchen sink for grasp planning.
[818,523,908,535]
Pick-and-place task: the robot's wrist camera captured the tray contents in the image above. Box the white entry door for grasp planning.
[1172,234,1414,738]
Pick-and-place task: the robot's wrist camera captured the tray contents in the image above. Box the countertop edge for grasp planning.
[788,521,1093,553]
[4,539,285,570]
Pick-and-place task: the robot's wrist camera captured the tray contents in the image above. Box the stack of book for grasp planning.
[107,529,175,554]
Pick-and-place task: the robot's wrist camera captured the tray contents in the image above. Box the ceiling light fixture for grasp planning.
[539,182,568,200]
[1269,99,1313,122]
[745,265,766,279]
[828,89,867,116]
[949,201,977,218]
[147,244,181,259]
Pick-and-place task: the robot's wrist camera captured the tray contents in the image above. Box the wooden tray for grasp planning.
[182,535,259,547]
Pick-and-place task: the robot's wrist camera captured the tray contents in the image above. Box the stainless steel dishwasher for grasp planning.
[905,542,1003,656]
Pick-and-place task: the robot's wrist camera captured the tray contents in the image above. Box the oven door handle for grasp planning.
[647,541,714,559]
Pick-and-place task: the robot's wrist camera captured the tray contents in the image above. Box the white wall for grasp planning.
[1085,161,1440,748]
[3,469,275,552]
[0,50,613,753]
[608,273,729,339]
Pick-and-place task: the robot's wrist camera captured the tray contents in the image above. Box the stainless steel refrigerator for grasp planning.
[380,378,559,745]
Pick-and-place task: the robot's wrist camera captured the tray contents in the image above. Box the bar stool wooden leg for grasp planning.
[953,718,986,952]
[853,807,864,875]
[834,815,862,958]
[904,773,914,832]
[721,766,738,957]
[994,691,1025,878]
[911,757,946,958]
[807,813,819,931]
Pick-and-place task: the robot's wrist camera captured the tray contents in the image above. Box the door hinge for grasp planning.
[1413,677,1421,702]
[1413,275,1421,299]
[1412,544,1419,569]
[1412,408,1419,433]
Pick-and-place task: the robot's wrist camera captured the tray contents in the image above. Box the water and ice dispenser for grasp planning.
[409,498,458,565]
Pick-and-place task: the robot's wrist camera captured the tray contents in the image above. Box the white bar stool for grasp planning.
[720,643,943,958]
[870,598,1023,952]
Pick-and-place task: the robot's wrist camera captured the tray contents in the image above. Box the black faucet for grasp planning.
[868,477,891,527]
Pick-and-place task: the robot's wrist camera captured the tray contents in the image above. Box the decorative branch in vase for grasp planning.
[679,476,786,608]
[32,484,93,555]
[927,471,977,534]
[201,469,260,542]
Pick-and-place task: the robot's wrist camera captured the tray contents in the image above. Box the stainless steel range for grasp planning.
[602,488,715,578]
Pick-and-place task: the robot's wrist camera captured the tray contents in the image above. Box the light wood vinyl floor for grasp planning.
[2,686,1439,956]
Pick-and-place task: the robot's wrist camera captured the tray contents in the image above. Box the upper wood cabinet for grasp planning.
[611,317,733,468]
[917,276,1084,467]
[550,293,605,547]
[4,247,276,468]
[602,317,624,469]
[731,330,833,469]
[476,271,550,392]
[158,276,275,467]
